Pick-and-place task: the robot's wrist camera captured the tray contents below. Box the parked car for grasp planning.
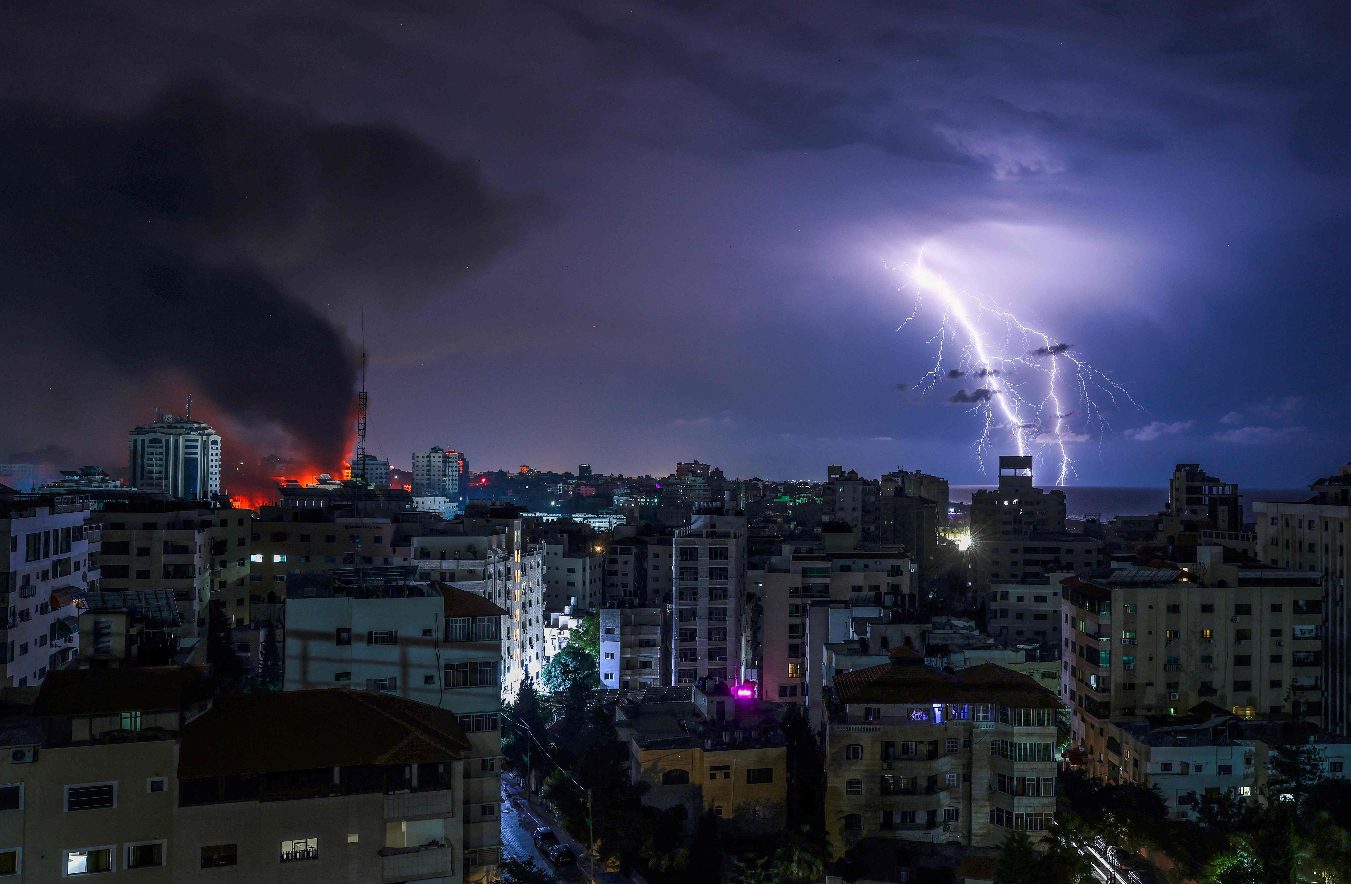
[547,844,577,867]
[532,827,559,850]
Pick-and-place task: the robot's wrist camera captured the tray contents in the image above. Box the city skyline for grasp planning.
[3,3,1350,487]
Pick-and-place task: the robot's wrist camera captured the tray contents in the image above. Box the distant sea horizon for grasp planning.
[949,485,1312,521]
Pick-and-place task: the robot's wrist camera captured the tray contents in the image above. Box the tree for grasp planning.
[1266,740,1324,806]
[503,678,551,785]
[686,810,724,883]
[994,831,1041,884]
[255,622,282,691]
[539,642,599,695]
[774,833,825,884]
[782,705,826,844]
[205,600,244,693]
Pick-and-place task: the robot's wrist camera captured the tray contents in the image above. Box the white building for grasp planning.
[412,447,466,500]
[986,573,1069,650]
[600,606,666,691]
[0,490,99,686]
[543,540,604,612]
[672,507,746,686]
[128,412,222,500]
[346,453,390,487]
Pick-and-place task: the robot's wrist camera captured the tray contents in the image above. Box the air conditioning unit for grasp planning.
[1231,616,1240,623]
[1168,692,1180,701]
[10,747,36,764]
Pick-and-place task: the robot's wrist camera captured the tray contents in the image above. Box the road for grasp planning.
[1074,837,1162,884]
[501,774,632,883]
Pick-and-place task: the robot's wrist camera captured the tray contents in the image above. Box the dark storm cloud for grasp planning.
[945,369,966,379]
[973,368,1001,378]
[1030,343,1073,357]
[948,388,996,404]
[0,82,526,471]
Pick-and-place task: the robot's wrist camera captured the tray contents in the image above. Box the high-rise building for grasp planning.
[412,447,466,500]
[824,651,1059,853]
[1253,456,1351,734]
[346,453,390,487]
[823,466,879,538]
[969,456,1066,538]
[0,489,99,686]
[1167,463,1242,532]
[600,605,667,691]
[128,412,222,500]
[1061,549,1324,777]
[672,506,746,686]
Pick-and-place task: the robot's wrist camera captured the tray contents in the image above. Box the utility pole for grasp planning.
[586,787,596,884]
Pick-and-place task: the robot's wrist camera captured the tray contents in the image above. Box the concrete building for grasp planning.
[412,448,466,501]
[0,666,474,882]
[283,574,507,878]
[78,590,187,667]
[411,508,545,701]
[541,532,604,613]
[1061,551,1325,778]
[672,508,747,686]
[752,546,914,704]
[347,453,390,488]
[1168,464,1241,533]
[1254,458,1351,735]
[615,683,787,833]
[602,532,674,607]
[128,412,222,500]
[986,574,1069,651]
[969,456,1066,539]
[824,651,1059,854]
[95,500,251,635]
[600,606,666,691]
[0,490,99,686]
[971,535,1103,587]
[249,509,400,612]
[824,467,879,538]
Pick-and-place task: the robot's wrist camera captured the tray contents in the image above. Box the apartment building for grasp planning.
[411,510,545,700]
[1254,459,1351,735]
[249,509,400,609]
[752,546,913,704]
[541,533,604,612]
[95,500,250,634]
[283,574,506,878]
[615,683,787,833]
[986,574,1069,650]
[824,650,1059,854]
[972,536,1103,587]
[599,605,666,691]
[0,490,99,687]
[1168,463,1242,533]
[969,456,1067,539]
[0,666,472,882]
[671,508,746,686]
[602,532,673,607]
[79,590,186,667]
[1061,551,1324,777]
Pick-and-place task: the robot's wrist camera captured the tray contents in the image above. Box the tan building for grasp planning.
[752,547,913,703]
[602,532,674,608]
[249,509,400,609]
[824,650,1059,854]
[615,684,787,833]
[1061,551,1324,778]
[1254,460,1351,735]
[95,500,251,633]
[0,666,472,882]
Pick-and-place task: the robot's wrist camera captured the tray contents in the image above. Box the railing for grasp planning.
[280,848,319,863]
[380,843,453,882]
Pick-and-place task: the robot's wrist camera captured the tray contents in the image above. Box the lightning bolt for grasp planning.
[901,245,1141,485]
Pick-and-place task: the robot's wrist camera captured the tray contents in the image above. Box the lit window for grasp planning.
[120,712,141,732]
[347,833,359,845]
[280,838,318,863]
[249,553,263,563]
[65,848,114,876]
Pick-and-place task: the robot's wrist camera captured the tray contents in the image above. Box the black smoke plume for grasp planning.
[0,82,528,476]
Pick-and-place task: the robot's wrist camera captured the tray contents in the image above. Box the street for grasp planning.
[501,774,632,883]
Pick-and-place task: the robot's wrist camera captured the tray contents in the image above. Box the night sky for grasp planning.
[3,2,1350,487]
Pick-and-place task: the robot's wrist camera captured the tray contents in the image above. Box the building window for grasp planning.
[335,628,352,646]
[367,630,397,645]
[662,769,691,786]
[64,848,114,876]
[334,671,351,682]
[280,837,318,863]
[65,784,116,812]
[843,814,862,831]
[944,807,960,823]
[200,845,237,868]
[0,786,20,812]
[126,842,164,869]
[120,712,141,732]
[845,778,862,795]
[1331,762,1345,774]
[845,744,863,761]
[0,849,16,876]
[146,778,166,794]
[746,768,774,785]
[945,738,959,753]
[480,804,496,818]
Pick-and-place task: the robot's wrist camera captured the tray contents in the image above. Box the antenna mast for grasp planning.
[353,311,368,482]
[185,393,192,421]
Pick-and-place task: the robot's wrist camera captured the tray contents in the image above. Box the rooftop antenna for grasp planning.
[354,309,368,481]
[185,393,192,421]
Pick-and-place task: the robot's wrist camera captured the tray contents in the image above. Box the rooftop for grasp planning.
[833,658,1059,709]
[34,666,213,717]
[179,689,470,778]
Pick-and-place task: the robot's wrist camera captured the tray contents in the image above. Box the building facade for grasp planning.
[671,509,747,686]
[128,413,222,500]
[412,448,466,501]
[600,606,666,691]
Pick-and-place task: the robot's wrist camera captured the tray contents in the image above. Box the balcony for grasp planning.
[385,790,455,820]
[380,843,453,882]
